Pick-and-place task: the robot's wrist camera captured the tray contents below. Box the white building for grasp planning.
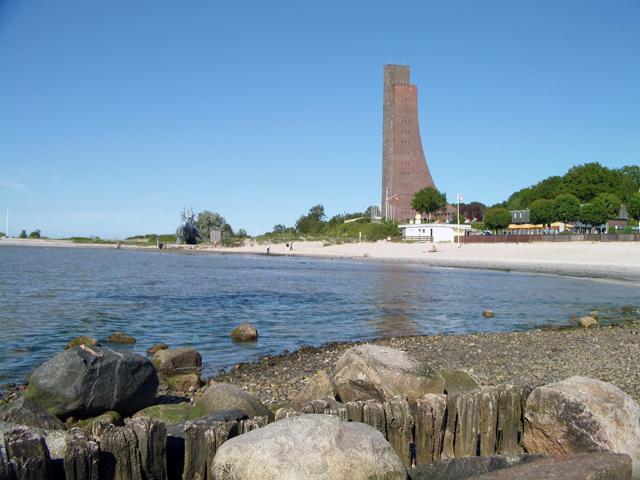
[399,223,471,242]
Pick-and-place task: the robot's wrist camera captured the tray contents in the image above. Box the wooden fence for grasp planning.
[0,385,533,480]
[461,233,640,243]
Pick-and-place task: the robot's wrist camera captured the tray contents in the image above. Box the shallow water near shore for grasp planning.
[1,245,638,385]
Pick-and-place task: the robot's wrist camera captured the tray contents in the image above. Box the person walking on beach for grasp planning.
[267,244,271,255]
[289,241,293,251]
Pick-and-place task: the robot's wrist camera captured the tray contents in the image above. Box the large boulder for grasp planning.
[0,397,65,430]
[25,346,158,419]
[333,344,444,403]
[523,376,640,474]
[288,370,336,409]
[408,454,543,480]
[191,383,272,420]
[470,453,632,480]
[152,348,202,376]
[211,414,406,480]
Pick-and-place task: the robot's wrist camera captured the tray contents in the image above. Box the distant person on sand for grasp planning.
[427,244,438,253]
[289,241,293,251]
[267,244,271,255]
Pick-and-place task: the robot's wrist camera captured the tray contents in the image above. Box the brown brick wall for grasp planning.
[381,65,435,222]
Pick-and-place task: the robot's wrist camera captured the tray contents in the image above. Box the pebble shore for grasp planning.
[214,321,640,407]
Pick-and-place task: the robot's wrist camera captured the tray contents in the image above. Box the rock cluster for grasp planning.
[5,338,640,480]
[151,348,203,393]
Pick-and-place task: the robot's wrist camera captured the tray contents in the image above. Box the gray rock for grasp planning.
[408,454,543,480]
[191,383,272,420]
[288,370,336,409]
[579,316,598,328]
[25,346,158,419]
[151,348,202,377]
[334,344,444,403]
[440,369,480,396]
[211,414,406,480]
[470,452,631,480]
[0,397,65,430]
[230,324,258,342]
[523,376,640,475]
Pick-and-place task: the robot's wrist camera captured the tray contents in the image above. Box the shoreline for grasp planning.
[212,320,640,407]
[4,237,640,284]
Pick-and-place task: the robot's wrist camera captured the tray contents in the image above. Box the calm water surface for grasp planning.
[1,246,638,384]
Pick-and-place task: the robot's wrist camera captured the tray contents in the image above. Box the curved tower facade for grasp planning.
[381,64,435,221]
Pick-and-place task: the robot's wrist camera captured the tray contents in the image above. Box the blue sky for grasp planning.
[1,1,638,237]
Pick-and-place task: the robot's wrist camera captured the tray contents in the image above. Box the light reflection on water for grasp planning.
[0,245,637,384]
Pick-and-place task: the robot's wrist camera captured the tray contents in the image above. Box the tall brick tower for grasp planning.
[381,64,435,221]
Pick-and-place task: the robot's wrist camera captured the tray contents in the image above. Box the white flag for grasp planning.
[457,193,463,202]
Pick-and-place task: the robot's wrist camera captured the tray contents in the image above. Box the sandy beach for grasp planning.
[4,237,640,283]
[213,240,640,283]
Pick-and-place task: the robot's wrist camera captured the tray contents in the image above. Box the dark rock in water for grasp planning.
[66,336,99,350]
[0,397,66,430]
[106,332,136,345]
[482,310,495,318]
[407,454,542,479]
[191,383,273,421]
[25,346,158,419]
[230,324,258,342]
[470,452,632,480]
[146,343,169,355]
[152,349,202,376]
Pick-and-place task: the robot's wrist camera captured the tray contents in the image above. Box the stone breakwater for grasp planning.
[2,324,640,479]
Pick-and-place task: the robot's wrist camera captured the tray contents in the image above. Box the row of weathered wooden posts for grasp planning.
[0,384,532,480]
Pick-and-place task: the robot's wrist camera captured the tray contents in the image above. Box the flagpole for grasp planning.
[456,194,461,245]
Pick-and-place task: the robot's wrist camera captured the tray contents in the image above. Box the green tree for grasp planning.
[484,207,512,231]
[237,228,248,238]
[272,224,286,234]
[552,194,581,222]
[529,199,555,225]
[196,210,233,242]
[19,230,27,238]
[579,203,607,226]
[295,204,327,234]
[595,193,621,217]
[28,229,41,239]
[627,192,640,220]
[411,187,447,220]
